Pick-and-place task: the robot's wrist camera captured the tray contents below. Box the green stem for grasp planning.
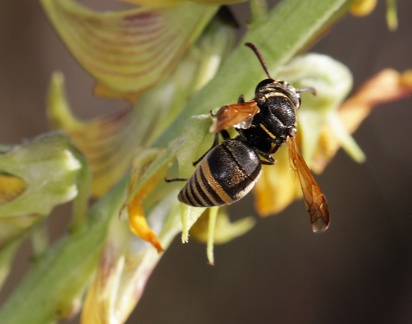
[249,0,268,24]
[31,220,49,258]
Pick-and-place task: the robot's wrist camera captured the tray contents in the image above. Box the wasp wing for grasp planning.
[210,100,260,133]
[287,136,330,233]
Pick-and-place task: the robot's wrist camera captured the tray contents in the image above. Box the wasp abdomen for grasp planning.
[178,139,262,207]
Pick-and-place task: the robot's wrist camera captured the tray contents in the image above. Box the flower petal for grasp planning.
[0,133,85,219]
[190,207,256,244]
[125,148,170,252]
[190,207,256,264]
[0,173,28,206]
[41,0,218,97]
[253,146,302,216]
[277,53,354,163]
[47,73,140,197]
[313,69,412,172]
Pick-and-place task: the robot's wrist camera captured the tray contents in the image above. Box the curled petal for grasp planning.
[277,53,354,162]
[47,73,138,197]
[41,0,218,97]
[125,148,174,252]
[313,69,412,172]
[127,196,164,253]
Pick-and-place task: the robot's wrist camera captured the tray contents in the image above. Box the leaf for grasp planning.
[41,0,218,97]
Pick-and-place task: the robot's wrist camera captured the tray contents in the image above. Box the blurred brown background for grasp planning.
[1,1,412,323]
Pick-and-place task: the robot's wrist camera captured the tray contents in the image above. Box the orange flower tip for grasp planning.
[145,232,164,253]
[400,70,412,87]
[154,243,164,254]
[311,218,330,234]
[350,0,377,17]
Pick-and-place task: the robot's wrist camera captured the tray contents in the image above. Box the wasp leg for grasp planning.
[165,177,188,183]
[238,94,245,103]
[220,129,230,140]
[258,153,275,165]
[192,132,220,166]
[192,129,231,167]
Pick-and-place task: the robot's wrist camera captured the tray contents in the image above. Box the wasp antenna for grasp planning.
[296,87,317,96]
[245,42,273,79]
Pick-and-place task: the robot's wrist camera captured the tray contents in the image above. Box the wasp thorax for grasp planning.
[255,93,266,105]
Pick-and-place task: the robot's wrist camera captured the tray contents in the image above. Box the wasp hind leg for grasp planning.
[259,154,275,165]
[165,177,188,183]
[192,130,229,166]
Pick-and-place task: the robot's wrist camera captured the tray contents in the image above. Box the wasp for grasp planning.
[168,43,330,233]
